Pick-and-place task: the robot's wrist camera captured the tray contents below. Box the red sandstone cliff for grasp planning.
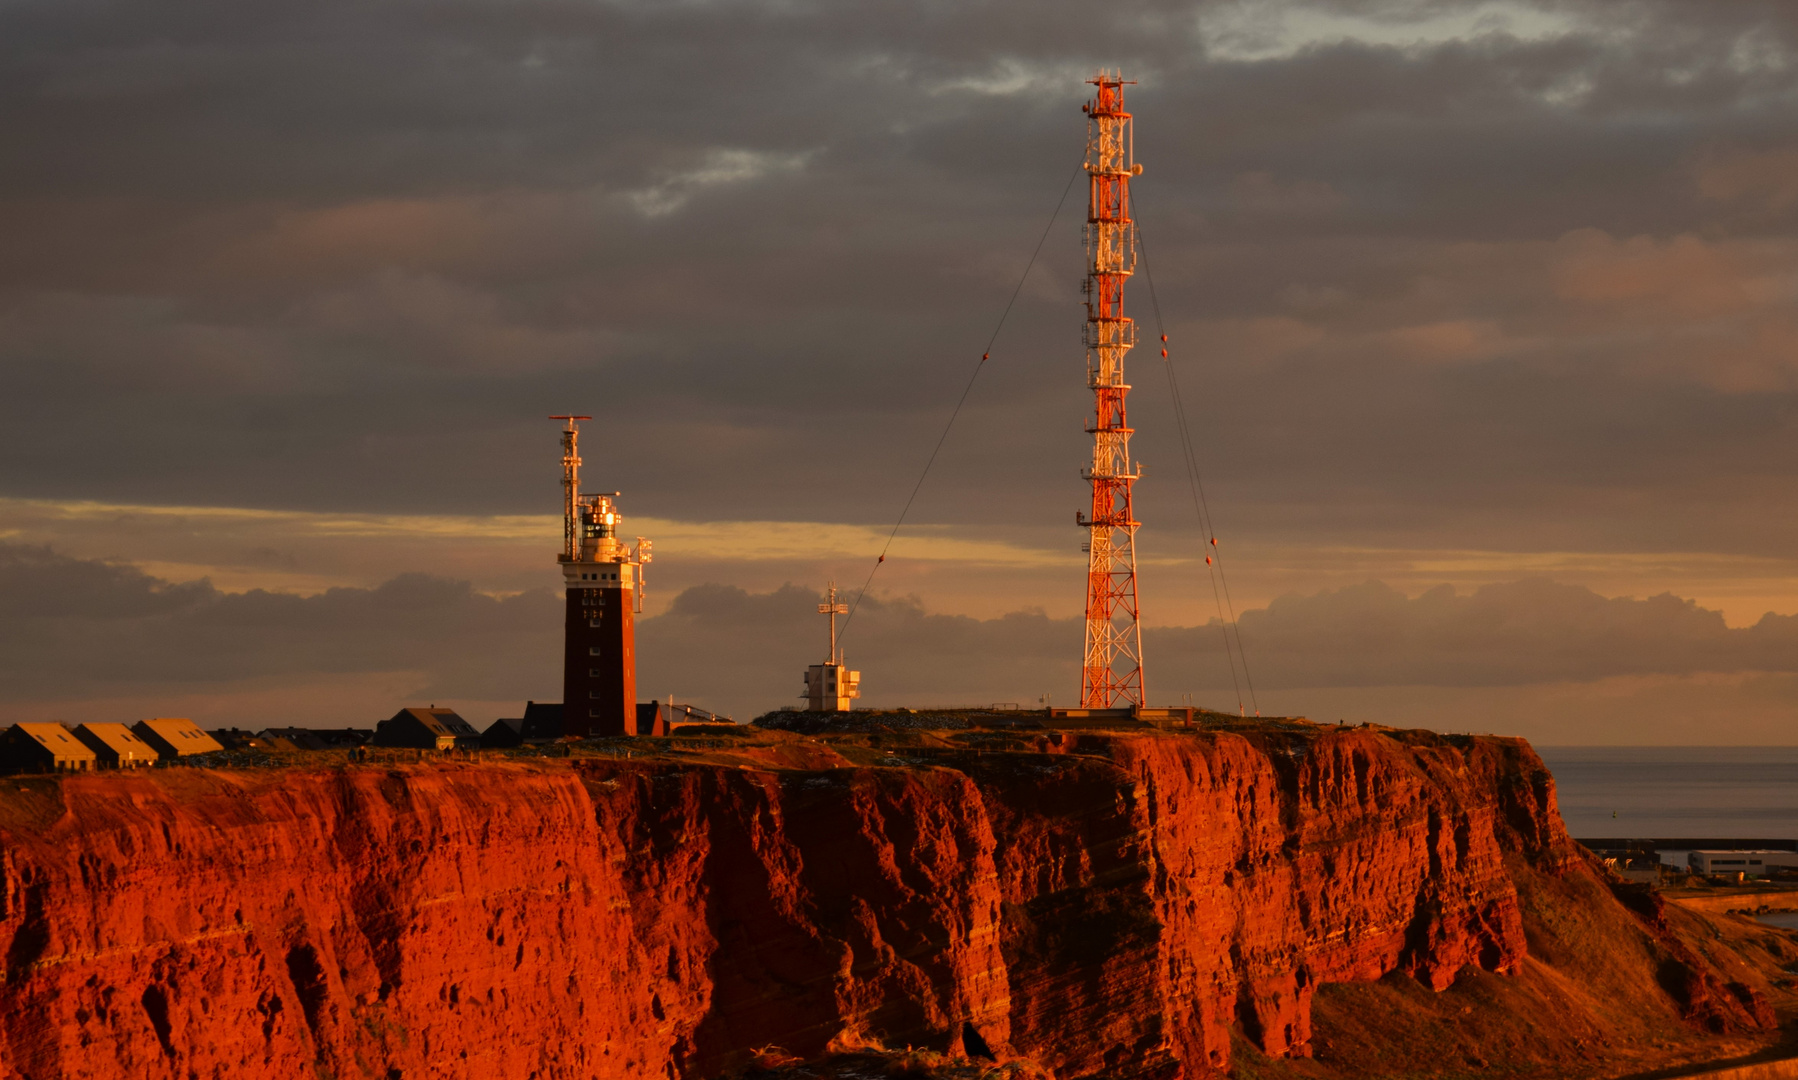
[0,726,1778,1079]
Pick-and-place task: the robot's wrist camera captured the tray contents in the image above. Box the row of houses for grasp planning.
[385,702,734,749]
[1,700,740,773]
[1,718,222,773]
[378,702,730,749]
[199,703,730,756]
[206,710,487,753]
[0,712,465,771]
[211,728,375,752]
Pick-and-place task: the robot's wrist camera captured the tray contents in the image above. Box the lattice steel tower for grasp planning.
[1076,72,1145,708]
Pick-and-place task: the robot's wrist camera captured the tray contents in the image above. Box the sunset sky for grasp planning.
[4,0,1797,742]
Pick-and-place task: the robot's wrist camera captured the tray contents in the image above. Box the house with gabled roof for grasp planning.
[481,701,563,748]
[1,723,98,773]
[132,718,225,760]
[373,707,480,751]
[73,723,155,768]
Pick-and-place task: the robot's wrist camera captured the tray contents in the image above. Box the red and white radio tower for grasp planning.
[1076,72,1145,708]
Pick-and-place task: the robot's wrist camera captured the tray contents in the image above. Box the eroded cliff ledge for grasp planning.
[0,719,1787,1079]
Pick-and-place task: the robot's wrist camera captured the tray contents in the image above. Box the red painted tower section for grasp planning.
[1076,72,1146,708]
[552,416,651,737]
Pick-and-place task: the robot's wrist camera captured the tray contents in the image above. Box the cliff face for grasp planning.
[0,726,1768,1079]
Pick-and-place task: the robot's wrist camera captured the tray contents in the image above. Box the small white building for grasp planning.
[804,662,862,713]
[1688,850,1798,876]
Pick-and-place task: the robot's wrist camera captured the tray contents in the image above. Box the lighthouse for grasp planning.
[552,416,652,737]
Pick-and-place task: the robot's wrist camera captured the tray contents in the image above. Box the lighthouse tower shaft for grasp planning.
[1077,73,1145,708]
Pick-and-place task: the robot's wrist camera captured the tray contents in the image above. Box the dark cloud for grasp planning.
[0,543,560,702]
[650,576,1798,710]
[7,541,1797,723]
[1176,577,1798,689]
[637,583,1079,713]
[1,0,1797,557]
[0,543,211,619]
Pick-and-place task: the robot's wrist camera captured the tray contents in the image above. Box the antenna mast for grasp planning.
[550,415,590,562]
[1076,72,1145,708]
[818,582,848,664]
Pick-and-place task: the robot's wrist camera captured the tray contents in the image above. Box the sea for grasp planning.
[1537,746,1798,868]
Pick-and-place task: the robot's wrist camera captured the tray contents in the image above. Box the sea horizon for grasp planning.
[1537,745,1798,844]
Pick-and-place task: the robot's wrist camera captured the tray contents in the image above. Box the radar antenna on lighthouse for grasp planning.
[550,415,591,562]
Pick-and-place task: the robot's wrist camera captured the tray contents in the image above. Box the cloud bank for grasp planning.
[6,543,1797,739]
[1,0,1797,557]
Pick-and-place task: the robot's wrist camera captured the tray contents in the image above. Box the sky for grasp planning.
[3,0,1797,743]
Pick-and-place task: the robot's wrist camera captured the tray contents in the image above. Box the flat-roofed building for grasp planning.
[1688,850,1798,876]
[637,700,737,736]
[1,723,98,773]
[373,708,481,751]
[132,718,225,760]
[72,723,155,768]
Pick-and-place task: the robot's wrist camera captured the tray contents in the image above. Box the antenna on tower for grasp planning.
[1076,71,1146,708]
[818,582,848,665]
[549,415,591,562]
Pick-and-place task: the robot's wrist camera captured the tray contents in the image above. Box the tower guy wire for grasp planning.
[1132,193,1261,717]
[835,159,1085,644]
